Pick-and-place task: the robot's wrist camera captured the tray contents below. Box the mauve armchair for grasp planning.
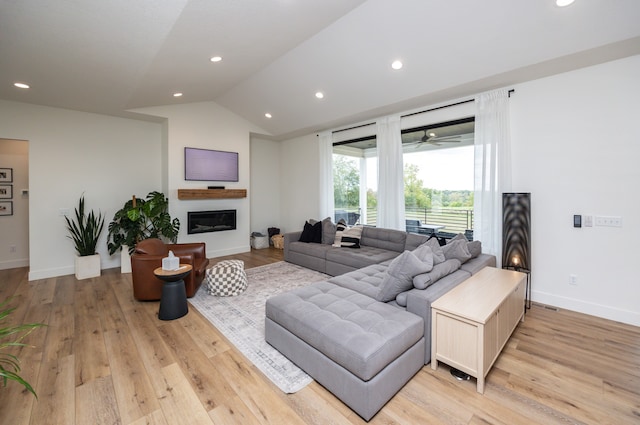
[131,238,209,301]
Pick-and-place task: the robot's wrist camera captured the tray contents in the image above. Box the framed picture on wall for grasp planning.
[0,168,13,183]
[0,201,12,216]
[0,185,12,199]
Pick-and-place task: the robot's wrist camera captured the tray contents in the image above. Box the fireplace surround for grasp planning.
[188,210,236,234]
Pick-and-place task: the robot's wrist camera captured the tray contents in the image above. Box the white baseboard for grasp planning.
[533,290,639,327]
[28,265,74,281]
[207,244,251,259]
[0,258,29,270]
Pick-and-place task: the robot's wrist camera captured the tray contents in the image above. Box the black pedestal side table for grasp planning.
[153,264,192,320]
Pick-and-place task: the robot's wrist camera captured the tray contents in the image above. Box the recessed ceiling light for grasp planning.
[265,113,272,119]
[14,82,30,89]
[556,0,575,6]
[173,92,183,97]
[391,60,403,70]
[210,56,222,62]
[315,92,324,99]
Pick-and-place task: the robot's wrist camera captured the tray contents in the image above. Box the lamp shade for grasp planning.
[502,193,531,270]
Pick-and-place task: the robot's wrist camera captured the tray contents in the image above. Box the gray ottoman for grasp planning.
[265,281,425,421]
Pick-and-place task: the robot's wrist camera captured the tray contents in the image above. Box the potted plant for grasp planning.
[0,297,45,398]
[107,191,180,272]
[65,195,105,279]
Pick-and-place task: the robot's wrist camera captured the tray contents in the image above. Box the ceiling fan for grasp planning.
[414,130,462,147]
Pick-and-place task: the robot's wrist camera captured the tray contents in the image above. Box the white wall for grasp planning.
[278,55,640,326]
[133,101,269,258]
[250,136,281,236]
[0,100,163,280]
[511,54,640,326]
[0,139,29,269]
[278,133,321,233]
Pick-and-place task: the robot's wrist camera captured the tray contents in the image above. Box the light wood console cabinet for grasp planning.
[431,267,525,393]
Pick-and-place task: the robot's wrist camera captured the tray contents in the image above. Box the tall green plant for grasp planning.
[0,298,45,398]
[65,195,105,256]
[107,191,180,255]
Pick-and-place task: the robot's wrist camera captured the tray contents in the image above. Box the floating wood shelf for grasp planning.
[177,189,247,200]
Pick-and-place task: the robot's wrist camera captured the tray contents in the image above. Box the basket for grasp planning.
[251,235,269,249]
[271,234,284,249]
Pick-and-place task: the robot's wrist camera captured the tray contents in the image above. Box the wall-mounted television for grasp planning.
[184,147,239,182]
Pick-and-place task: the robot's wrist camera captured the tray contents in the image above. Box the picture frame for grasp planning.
[0,185,12,199]
[0,168,13,183]
[0,201,12,216]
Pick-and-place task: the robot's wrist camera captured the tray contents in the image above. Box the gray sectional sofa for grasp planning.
[266,223,496,420]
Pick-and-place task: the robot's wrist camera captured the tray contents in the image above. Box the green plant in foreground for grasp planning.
[0,298,45,398]
[65,195,105,256]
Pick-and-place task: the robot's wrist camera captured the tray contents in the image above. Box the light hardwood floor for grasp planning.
[1,248,638,424]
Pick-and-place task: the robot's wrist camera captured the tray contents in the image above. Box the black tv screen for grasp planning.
[184,147,239,182]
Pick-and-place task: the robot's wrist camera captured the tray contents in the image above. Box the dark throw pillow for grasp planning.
[299,220,322,243]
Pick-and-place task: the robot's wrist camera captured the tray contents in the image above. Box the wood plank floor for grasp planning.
[1,248,638,424]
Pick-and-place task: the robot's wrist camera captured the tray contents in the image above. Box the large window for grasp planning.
[401,118,475,235]
[332,117,474,234]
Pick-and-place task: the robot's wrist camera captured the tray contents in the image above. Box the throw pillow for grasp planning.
[332,219,347,246]
[428,233,447,246]
[321,217,337,245]
[468,240,482,258]
[299,220,322,243]
[448,233,468,243]
[442,239,472,263]
[376,250,432,302]
[425,237,446,265]
[340,225,363,248]
[411,243,435,271]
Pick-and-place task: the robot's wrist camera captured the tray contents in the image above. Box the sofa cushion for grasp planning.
[376,251,433,302]
[360,227,407,253]
[468,240,482,258]
[328,264,387,299]
[265,281,424,382]
[422,238,445,265]
[412,258,462,290]
[299,221,322,243]
[411,243,434,270]
[326,245,398,270]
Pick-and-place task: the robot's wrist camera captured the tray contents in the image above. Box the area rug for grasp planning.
[189,261,329,393]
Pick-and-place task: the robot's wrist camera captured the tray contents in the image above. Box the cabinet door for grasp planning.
[498,280,525,346]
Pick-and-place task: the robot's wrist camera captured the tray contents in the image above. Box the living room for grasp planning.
[1,1,639,423]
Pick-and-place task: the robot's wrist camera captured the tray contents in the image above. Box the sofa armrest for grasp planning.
[283,231,302,260]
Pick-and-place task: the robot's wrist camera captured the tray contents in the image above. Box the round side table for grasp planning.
[153,264,192,320]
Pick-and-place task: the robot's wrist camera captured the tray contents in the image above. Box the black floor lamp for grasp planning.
[502,192,531,309]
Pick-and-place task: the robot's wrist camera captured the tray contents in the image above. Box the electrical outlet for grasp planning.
[9,245,16,253]
[569,274,577,285]
[584,215,593,227]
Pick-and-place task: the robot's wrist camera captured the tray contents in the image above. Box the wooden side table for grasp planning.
[431,267,525,393]
[153,264,192,320]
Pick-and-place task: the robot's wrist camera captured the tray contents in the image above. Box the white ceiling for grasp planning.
[1,0,639,140]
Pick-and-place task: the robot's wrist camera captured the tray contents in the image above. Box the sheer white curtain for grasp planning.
[318,131,334,220]
[376,115,405,230]
[473,89,512,264]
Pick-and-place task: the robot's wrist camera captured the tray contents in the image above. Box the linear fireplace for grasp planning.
[188,209,237,234]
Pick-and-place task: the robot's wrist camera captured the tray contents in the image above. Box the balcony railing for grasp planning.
[335,206,474,235]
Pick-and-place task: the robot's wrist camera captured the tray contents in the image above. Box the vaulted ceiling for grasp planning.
[1,0,639,140]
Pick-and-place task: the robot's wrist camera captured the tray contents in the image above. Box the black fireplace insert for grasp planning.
[188,209,236,234]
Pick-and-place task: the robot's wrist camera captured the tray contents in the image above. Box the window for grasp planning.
[332,117,474,234]
[332,135,377,225]
[401,118,475,235]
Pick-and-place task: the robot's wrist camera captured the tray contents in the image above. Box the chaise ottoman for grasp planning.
[265,281,425,421]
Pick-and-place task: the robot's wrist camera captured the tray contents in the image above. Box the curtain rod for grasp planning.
[326,89,515,135]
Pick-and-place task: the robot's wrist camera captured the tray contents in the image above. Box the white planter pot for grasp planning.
[121,245,132,274]
[75,254,101,280]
